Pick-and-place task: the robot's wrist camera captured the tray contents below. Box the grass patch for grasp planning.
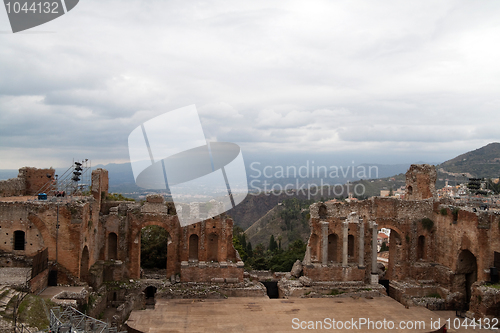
[421,218,434,231]
[488,283,500,290]
[427,292,441,298]
[14,294,55,329]
[327,289,344,296]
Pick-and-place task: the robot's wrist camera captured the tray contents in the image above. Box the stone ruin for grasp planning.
[0,167,247,328]
[0,164,499,324]
[297,164,500,320]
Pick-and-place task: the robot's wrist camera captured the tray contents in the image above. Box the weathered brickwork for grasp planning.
[0,167,243,287]
[304,164,500,319]
[0,167,54,197]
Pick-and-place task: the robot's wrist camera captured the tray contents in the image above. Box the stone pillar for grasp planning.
[358,219,365,268]
[371,221,379,284]
[321,222,329,265]
[342,221,348,267]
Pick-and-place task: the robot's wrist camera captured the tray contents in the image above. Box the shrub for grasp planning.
[328,289,344,296]
[440,208,448,216]
[421,218,434,231]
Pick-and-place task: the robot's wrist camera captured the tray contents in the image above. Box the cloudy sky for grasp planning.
[1,0,499,170]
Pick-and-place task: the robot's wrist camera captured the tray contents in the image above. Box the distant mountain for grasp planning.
[0,169,19,181]
[437,142,500,179]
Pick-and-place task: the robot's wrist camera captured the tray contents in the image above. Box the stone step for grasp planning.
[0,289,22,310]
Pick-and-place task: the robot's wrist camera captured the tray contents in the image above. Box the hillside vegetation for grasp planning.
[438,142,500,178]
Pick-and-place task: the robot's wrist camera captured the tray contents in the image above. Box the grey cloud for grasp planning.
[1,1,500,169]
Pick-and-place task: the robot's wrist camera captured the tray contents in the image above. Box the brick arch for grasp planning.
[129,221,177,279]
[206,232,219,262]
[376,224,404,239]
[130,221,175,244]
[375,224,404,281]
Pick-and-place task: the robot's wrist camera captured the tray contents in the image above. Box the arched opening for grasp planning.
[457,250,477,310]
[407,186,413,195]
[207,233,219,262]
[261,281,279,299]
[309,234,319,261]
[417,235,425,260]
[348,234,355,262]
[386,230,402,280]
[328,234,338,263]
[13,230,25,251]
[80,246,90,283]
[144,286,157,308]
[377,228,402,297]
[108,232,118,260]
[318,204,327,219]
[141,225,170,275]
[189,234,199,261]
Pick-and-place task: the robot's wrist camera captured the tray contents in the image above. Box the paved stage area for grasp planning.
[127,296,457,332]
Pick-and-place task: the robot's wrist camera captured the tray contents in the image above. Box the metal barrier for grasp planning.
[40,306,126,333]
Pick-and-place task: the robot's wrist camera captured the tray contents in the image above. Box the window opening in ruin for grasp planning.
[318,204,327,219]
[328,234,338,263]
[80,246,90,283]
[407,186,413,195]
[13,230,25,251]
[141,225,169,271]
[417,235,425,260]
[457,250,477,310]
[348,234,355,260]
[207,233,218,262]
[378,228,401,298]
[189,234,199,261]
[144,286,157,308]
[309,234,319,261]
[108,232,118,260]
[261,281,279,299]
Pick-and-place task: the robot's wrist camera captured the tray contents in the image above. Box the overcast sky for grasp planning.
[0,0,499,170]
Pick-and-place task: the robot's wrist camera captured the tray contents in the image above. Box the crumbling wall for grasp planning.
[405,164,436,200]
[19,167,55,196]
[0,177,25,197]
[0,202,45,256]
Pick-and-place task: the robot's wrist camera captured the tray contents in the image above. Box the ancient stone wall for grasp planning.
[303,164,500,319]
[405,164,436,200]
[19,167,55,195]
[0,177,25,197]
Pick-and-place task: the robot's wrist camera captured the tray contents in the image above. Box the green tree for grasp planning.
[141,225,169,269]
[269,235,278,252]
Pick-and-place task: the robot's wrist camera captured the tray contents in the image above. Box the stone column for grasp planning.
[371,221,379,284]
[321,222,329,265]
[358,219,365,268]
[342,221,348,267]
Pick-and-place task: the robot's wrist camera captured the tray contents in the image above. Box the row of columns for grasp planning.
[319,215,378,284]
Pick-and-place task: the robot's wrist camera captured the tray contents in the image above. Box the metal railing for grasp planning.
[42,306,126,333]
